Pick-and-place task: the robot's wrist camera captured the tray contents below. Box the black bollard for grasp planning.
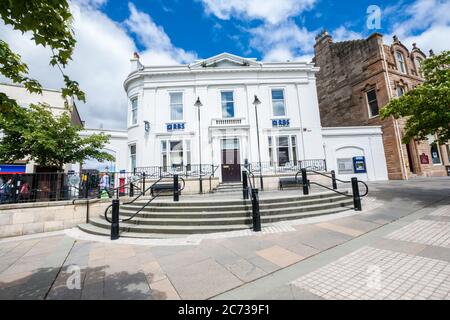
[301,169,309,195]
[111,199,120,240]
[331,170,338,190]
[142,173,146,196]
[173,174,179,202]
[352,178,362,211]
[242,170,249,200]
[251,189,261,232]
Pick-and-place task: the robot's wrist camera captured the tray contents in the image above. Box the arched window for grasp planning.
[396,51,406,74]
[415,57,423,77]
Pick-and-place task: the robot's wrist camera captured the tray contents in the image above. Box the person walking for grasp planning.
[99,173,112,199]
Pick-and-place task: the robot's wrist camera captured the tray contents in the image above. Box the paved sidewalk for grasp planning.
[0,178,449,300]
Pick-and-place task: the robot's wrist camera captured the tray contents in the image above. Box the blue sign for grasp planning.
[0,165,26,174]
[272,119,290,128]
[167,123,185,132]
[353,156,367,174]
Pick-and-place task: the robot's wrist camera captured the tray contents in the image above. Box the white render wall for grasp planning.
[323,126,389,181]
[124,53,325,178]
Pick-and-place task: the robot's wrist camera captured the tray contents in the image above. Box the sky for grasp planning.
[1,0,449,130]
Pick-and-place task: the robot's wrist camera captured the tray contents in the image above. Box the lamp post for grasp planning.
[253,95,264,190]
[194,97,203,193]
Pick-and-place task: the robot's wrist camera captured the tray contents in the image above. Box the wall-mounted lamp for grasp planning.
[144,121,150,133]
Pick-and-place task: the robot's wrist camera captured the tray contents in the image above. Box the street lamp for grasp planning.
[194,97,203,193]
[253,95,264,190]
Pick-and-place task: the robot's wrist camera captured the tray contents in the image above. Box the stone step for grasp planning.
[120,197,353,218]
[123,191,349,208]
[87,205,350,234]
[120,195,350,213]
[100,202,352,226]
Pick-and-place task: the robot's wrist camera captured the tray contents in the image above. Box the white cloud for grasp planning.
[332,26,363,42]
[199,0,316,24]
[124,3,196,65]
[0,1,197,129]
[388,0,450,54]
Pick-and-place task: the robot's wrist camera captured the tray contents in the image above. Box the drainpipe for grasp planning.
[380,41,408,180]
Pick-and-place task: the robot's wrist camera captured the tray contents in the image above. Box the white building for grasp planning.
[0,82,82,174]
[121,53,388,185]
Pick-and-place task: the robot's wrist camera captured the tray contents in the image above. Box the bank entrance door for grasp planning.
[221,138,241,183]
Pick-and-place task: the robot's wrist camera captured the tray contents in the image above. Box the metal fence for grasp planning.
[244,159,327,175]
[0,171,141,205]
[135,164,219,179]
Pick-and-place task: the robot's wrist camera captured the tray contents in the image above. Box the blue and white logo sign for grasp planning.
[167,123,185,132]
[272,119,290,128]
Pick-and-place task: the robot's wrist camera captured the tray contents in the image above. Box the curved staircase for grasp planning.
[78,191,353,238]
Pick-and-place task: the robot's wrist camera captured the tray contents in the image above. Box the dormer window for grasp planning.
[396,52,406,74]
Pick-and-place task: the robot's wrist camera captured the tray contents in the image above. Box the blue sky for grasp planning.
[1,0,449,129]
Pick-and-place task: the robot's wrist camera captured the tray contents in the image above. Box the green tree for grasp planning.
[0,104,114,171]
[380,51,450,145]
[0,0,85,115]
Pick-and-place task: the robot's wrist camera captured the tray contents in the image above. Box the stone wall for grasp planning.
[314,31,449,179]
[0,200,110,239]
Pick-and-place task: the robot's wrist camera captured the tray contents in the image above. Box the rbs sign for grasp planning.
[167,123,185,132]
[272,119,290,128]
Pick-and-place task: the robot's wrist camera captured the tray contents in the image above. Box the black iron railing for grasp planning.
[0,171,143,205]
[104,174,186,240]
[295,168,369,211]
[242,167,261,232]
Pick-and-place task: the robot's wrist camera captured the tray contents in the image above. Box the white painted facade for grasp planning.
[323,127,389,181]
[123,53,330,182]
[120,53,389,182]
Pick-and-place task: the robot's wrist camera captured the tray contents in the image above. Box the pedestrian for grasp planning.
[19,181,30,202]
[99,173,112,199]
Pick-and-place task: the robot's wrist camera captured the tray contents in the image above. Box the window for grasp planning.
[271,89,286,117]
[337,158,354,174]
[170,141,184,169]
[131,98,138,125]
[446,144,450,163]
[396,52,406,74]
[186,140,191,170]
[221,91,235,118]
[161,141,167,170]
[415,58,423,77]
[160,140,190,170]
[366,89,379,117]
[291,136,298,164]
[268,135,298,167]
[130,144,137,172]
[170,92,183,121]
[430,143,442,165]
[268,137,274,166]
[397,86,405,97]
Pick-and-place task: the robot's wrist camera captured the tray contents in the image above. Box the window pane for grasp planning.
[277,136,289,147]
[367,90,379,117]
[273,101,286,117]
[271,90,284,100]
[222,102,235,118]
[170,141,183,167]
[221,92,234,118]
[397,87,404,97]
[431,144,441,164]
[221,91,233,102]
[272,89,286,117]
[291,136,297,164]
[170,92,183,104]
[170,93,183,121]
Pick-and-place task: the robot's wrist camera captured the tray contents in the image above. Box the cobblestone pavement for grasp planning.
[1,178,450,300]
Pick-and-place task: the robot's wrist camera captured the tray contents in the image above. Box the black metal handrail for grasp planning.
[104,175,186,224]
[295,168,369,198]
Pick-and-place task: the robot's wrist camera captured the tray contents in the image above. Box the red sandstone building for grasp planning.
[313,32,450,180]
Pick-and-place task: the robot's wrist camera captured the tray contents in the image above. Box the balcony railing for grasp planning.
[211,118,244,126]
